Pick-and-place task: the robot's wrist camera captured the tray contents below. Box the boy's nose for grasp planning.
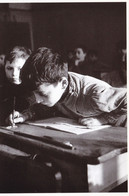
[13,69,19,77]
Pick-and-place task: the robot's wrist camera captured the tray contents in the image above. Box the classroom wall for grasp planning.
[32,2,126,70]
[0,3,126,70]
[0,3,34,52]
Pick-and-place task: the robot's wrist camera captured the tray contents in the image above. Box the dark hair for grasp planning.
[74,44,87,53]
[21,47,68,88]
[5,46,32,64]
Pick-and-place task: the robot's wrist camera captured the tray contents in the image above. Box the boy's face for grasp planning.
[74,48,86,62]
[5,58,26,85]
[33,79,68,107]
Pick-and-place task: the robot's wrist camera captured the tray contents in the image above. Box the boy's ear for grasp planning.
[61,77,68,89]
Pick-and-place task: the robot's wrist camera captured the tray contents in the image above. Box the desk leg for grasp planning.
[52,158,88,192]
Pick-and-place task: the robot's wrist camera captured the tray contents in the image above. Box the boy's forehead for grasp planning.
[37,82,58,91]
[75,48,84,53]
[0,54,5,59]
[5,58,25,67]
[37,82,52,90]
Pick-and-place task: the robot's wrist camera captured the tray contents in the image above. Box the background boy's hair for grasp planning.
[5,46,32,64]
[74,44,87,53]
[21,47,68,88]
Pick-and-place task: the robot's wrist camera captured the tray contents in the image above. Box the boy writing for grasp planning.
[0,46,32,125]
[7,47,127,128]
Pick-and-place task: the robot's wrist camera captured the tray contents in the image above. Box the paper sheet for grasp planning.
[26,117,111,135]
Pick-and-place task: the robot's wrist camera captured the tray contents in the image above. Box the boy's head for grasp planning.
[67,50,73,60]
[5,46,31,85]
[22,47,69,107]
[74,45,87,62]
[87,50,98,63]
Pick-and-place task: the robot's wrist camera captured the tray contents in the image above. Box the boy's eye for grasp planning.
[7,67,13,70]
[38,91,47,97]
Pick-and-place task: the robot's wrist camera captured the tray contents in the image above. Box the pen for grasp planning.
[12,96,16,127]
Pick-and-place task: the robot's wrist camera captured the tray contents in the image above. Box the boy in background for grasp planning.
[70,45,90,75]
[7,47,127,128]
[0,46,32,125]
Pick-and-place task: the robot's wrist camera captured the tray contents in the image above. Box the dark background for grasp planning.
[0,2,126,70]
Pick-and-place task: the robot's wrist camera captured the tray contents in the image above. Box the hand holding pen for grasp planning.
[11,97,27,126]
[5,97,21,127]
[6,111,27,126]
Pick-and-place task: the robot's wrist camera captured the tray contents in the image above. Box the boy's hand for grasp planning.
[6,111,28,125]
[75,59,80,66]
[78,117,107,128]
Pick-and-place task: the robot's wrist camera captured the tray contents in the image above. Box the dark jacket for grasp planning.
[0,69,32,125]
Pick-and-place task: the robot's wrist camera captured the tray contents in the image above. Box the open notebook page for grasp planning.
[26,117,111,135]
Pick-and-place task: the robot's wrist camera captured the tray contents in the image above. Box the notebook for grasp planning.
[26,117,111,135]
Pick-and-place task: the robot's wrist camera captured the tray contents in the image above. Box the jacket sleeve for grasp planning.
[91,86,127,125]
[21,104,59,121]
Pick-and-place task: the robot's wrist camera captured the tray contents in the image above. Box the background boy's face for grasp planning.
[33,81,65,107]
[5,58,26,85]
[74,48,86,61]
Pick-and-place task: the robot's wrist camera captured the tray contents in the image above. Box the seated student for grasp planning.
[7,47,127,128]
[70,45,92,76]
[0,46,32,125]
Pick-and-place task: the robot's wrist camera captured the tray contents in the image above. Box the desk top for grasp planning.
[0,123,127,164]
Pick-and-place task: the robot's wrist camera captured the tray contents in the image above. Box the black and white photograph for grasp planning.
[0,0,127,194]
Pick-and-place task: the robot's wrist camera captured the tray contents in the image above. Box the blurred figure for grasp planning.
[87,50,98,62]
[70,45,92,75]
[67,50,74,61]
[74,45,87,66]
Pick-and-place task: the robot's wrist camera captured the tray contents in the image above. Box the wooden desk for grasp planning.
[0,124,127,192]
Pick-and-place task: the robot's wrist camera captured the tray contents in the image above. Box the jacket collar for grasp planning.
[58,72,77,104]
